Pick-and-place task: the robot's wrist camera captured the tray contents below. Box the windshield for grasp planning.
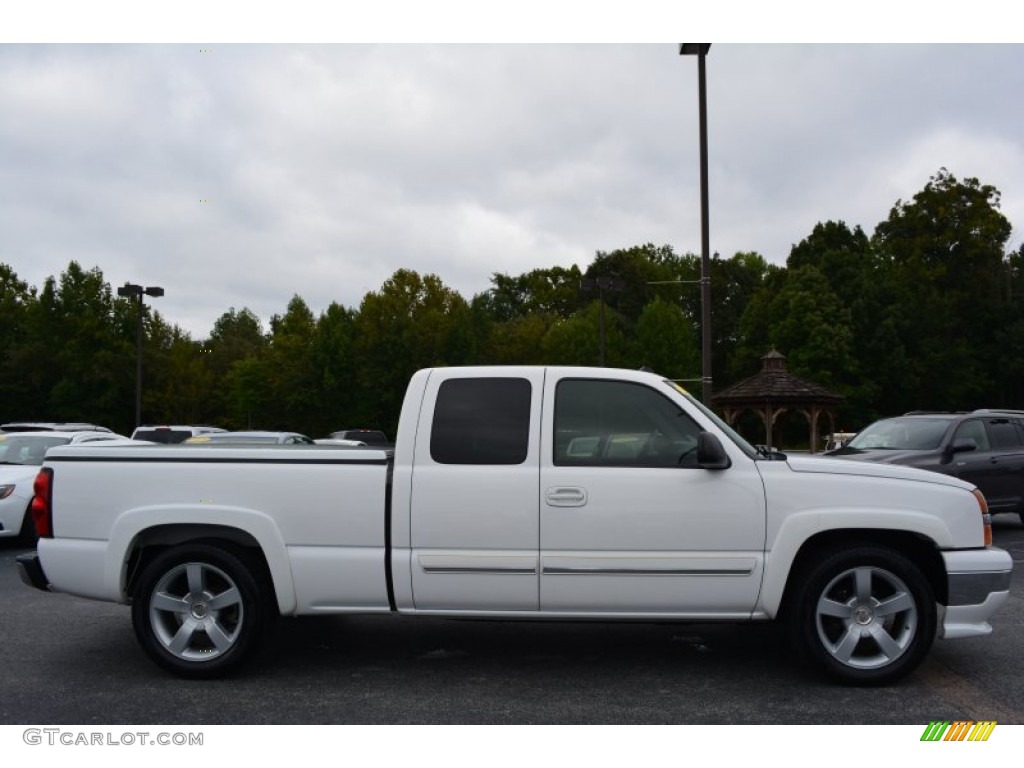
[332,430,388,444]
[0,435,70,465]
[846,417,952,450]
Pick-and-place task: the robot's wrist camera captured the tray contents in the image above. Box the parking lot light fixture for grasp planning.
[118,282,164,428]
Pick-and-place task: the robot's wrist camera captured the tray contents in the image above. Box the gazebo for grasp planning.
[711,350,844,453]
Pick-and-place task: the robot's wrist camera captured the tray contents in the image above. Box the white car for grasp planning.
[184,431,315,445]
[0,430,130,543]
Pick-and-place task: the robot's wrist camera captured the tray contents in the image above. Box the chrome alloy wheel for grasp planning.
[814,565,918,670]
[148,561,244,662]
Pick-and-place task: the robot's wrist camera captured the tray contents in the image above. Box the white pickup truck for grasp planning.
[18,366,1013,685]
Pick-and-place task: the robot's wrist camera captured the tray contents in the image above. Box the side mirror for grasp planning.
[696,431,731,470]
[945,437,977,460]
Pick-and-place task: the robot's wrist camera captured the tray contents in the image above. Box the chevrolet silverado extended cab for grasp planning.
[18,366,1013,684]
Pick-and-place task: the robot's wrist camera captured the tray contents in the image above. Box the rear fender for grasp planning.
[108,504,296,614]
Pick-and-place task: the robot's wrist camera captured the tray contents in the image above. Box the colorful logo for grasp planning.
[920,721,997,742]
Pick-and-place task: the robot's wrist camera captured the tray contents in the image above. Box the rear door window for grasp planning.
[986,419,1024,450]
[430,377,531,465]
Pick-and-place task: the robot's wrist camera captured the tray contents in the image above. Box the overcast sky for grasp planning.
[3,37,1023,338]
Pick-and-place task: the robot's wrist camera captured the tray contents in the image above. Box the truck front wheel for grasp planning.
[131,544,269,678]
[789,545,936,686]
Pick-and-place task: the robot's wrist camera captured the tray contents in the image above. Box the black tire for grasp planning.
[131,544,270,678]
[788,544,936,686]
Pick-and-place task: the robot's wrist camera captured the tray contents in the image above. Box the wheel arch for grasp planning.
[120,522,294,615]
[774,529,947,620]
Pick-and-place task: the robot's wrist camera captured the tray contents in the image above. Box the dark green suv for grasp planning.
[827,410,1024,524]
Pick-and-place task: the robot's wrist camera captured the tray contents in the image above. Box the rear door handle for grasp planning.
[545,487,588,507]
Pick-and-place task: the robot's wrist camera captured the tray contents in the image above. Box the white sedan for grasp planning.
[0,430,132,543]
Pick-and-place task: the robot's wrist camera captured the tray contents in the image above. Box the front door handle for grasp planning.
[545,487,588,507]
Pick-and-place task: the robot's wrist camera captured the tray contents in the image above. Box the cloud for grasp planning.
[2,43,1023,338]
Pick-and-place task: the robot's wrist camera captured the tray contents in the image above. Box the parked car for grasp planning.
[827,410,1024,523]
[0,430,130,543]
[326,429,390,446]
[822,431,857,452]
[184,431,315,445]
[2,421,112,434]
[131,425,226,444]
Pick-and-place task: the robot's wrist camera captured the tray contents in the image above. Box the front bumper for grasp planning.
[16,552,50,591]
[0,494,31,538]
[940,548,1013,639]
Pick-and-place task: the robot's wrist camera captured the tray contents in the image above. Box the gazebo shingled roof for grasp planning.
[712,349,844,452]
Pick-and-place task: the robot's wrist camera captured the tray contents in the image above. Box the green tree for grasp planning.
[352,269,473,433]
[994,242,1024,405]
[480,312,553,365]
[0,264,36,416]
[479,265,584,322]
[704,251,773,390]
[205,307,267,378]
[263,295,319,430]
[225,356,272,430]
[872,168,1012,410]
[29,263,136,432]
[204,307,268,427]
[731,263,788,379]
[145,321,216,426]
[784,221,882,422]
[308,301,358,436]
[734,265,855,395]
[586,243,687,325]
[541,301,627,367]
[634,297,699,380]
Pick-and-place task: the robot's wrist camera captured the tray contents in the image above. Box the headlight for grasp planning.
[0,485,14,499]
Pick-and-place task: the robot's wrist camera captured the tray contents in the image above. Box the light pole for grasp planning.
[117,282,164,428]
[679,43,713,404]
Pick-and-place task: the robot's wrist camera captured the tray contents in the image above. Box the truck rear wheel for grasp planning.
[789,544,936,685]
[131,544,269,678]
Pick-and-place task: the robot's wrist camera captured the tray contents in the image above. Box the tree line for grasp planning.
[3,168,1022,444]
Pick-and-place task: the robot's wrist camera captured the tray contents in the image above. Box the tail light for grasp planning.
[30,468,54,539]
[972,489,992,547]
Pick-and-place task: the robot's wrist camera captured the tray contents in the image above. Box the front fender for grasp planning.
[758,507,949,616]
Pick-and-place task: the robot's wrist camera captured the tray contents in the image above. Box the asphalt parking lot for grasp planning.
[1,516,1022,725]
